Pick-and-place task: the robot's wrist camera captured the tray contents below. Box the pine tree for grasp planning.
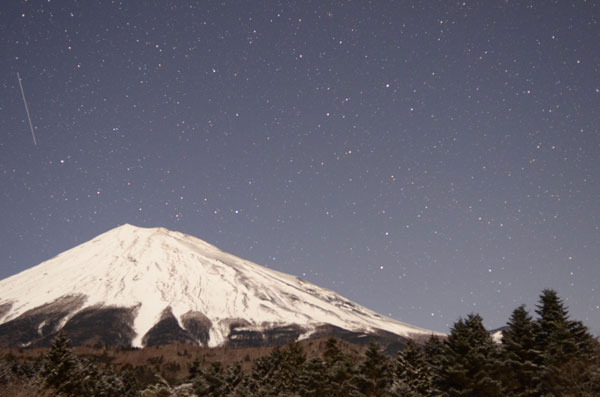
[297,357,328,397]
[422,334,444,394]
[500,305,541,396]
[246,346,283,395]
[352,340,392,396]
[139,375,174,397]
[192,361,225,396]
[534,289,574,358]
[439,314,503,396]
[39,331,83,396]
[569,319,595,360]
[187,358,201,380]
[385,379,422,397]
[321,338,359,397]
[267,341,306,395]
[394,339,434,396]
[534,289,597,395]
[324,337,344,364]
[221,362,244,395]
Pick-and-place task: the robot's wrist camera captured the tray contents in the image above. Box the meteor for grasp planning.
[17,72,37,145]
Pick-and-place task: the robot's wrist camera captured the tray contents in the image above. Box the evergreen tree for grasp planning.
[140,375,175,397]
[534,289,596,395]
[352,340,392,396]
[39,331,83,396]
[192,361,225,396]
[297,357,328,397]
[385,379,422,397]
[422,334,444,394]
[323,337,345,363]
[534,289,574,358]
[394,339,434,396]
[187,358,201,380]
[500,305,541,396]
[221,362,244,395]
[246,346,284,395]
[274,341,306,394]
[569,319,595,360]
[439,314,503,396]
[321,338,359,396]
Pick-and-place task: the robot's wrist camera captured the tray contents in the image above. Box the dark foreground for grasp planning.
[1,289,599,396]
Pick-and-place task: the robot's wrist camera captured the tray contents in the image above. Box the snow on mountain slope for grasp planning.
[0,224,440,347]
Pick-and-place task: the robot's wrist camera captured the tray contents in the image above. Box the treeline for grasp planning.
[1,289,599,396]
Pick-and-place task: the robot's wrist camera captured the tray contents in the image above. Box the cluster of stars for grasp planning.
[1,0,599,334]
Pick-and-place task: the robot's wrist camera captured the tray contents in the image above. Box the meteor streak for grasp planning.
[17,72,37,145]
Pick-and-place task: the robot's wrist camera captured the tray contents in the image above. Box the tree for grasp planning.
[321,338,359,396]
[534,289,574,358]
[352,340,392,396]
[271,341,306,394]
[439,314,503,396]
[500,305,541,396]
[39,331,82,396]
[423,334,444,393]
[534,289,597,395]
[297,357,329,396]
[246,346,283,395]
[394,339,434,396]
[192,361,225,396]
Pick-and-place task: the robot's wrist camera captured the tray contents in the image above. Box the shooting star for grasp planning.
[17,72,38,146]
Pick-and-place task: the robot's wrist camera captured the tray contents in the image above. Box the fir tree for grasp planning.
[394,339,434,396]
[246,346,284,395]
[534,289,596,395]
[422,334,444,393]
[321,338,359,396]
[187,358,201,380]
[140,375,174,397]
[297,357,328,397]
[569,319,595,360]
[263,341,307,395]
[385,379,422,397]
[534,289,574,359]
[192,361,225,396]
[353,340,392,396]
[500,305,541,396]
[39,331,83,396]
[221,362,244,395]
[439,314,503,396]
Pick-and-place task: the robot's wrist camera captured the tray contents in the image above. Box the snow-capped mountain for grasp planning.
[0,224,440,348]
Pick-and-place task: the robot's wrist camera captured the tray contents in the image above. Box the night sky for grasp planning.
[2,1,599,335]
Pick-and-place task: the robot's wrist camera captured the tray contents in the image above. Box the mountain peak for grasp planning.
[0,226,441,348]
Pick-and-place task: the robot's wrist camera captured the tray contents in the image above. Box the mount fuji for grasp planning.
[0,224,440,349]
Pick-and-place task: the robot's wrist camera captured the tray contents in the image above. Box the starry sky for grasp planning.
[1,0,599,335]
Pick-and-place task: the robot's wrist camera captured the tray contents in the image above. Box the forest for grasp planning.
[1,289,598,396]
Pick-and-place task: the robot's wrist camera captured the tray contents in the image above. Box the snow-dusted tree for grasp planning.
[321,338,359,396]
[192,361,225,396]
[439,314,503,396]
[352,340,392,396]
[422,334,444,392]
[297,357,328,397]
[500,305,541,396]
[246,346,283,395]
[39,331,83,395]
[534,289,596,395]
[394,339,434,396]
[272,340,306,394]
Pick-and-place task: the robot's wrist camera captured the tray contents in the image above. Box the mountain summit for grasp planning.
[0,224,439,348]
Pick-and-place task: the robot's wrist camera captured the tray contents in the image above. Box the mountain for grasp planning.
[0,224,440,349]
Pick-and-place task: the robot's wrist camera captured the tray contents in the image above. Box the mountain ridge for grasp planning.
[0,224,442,348]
